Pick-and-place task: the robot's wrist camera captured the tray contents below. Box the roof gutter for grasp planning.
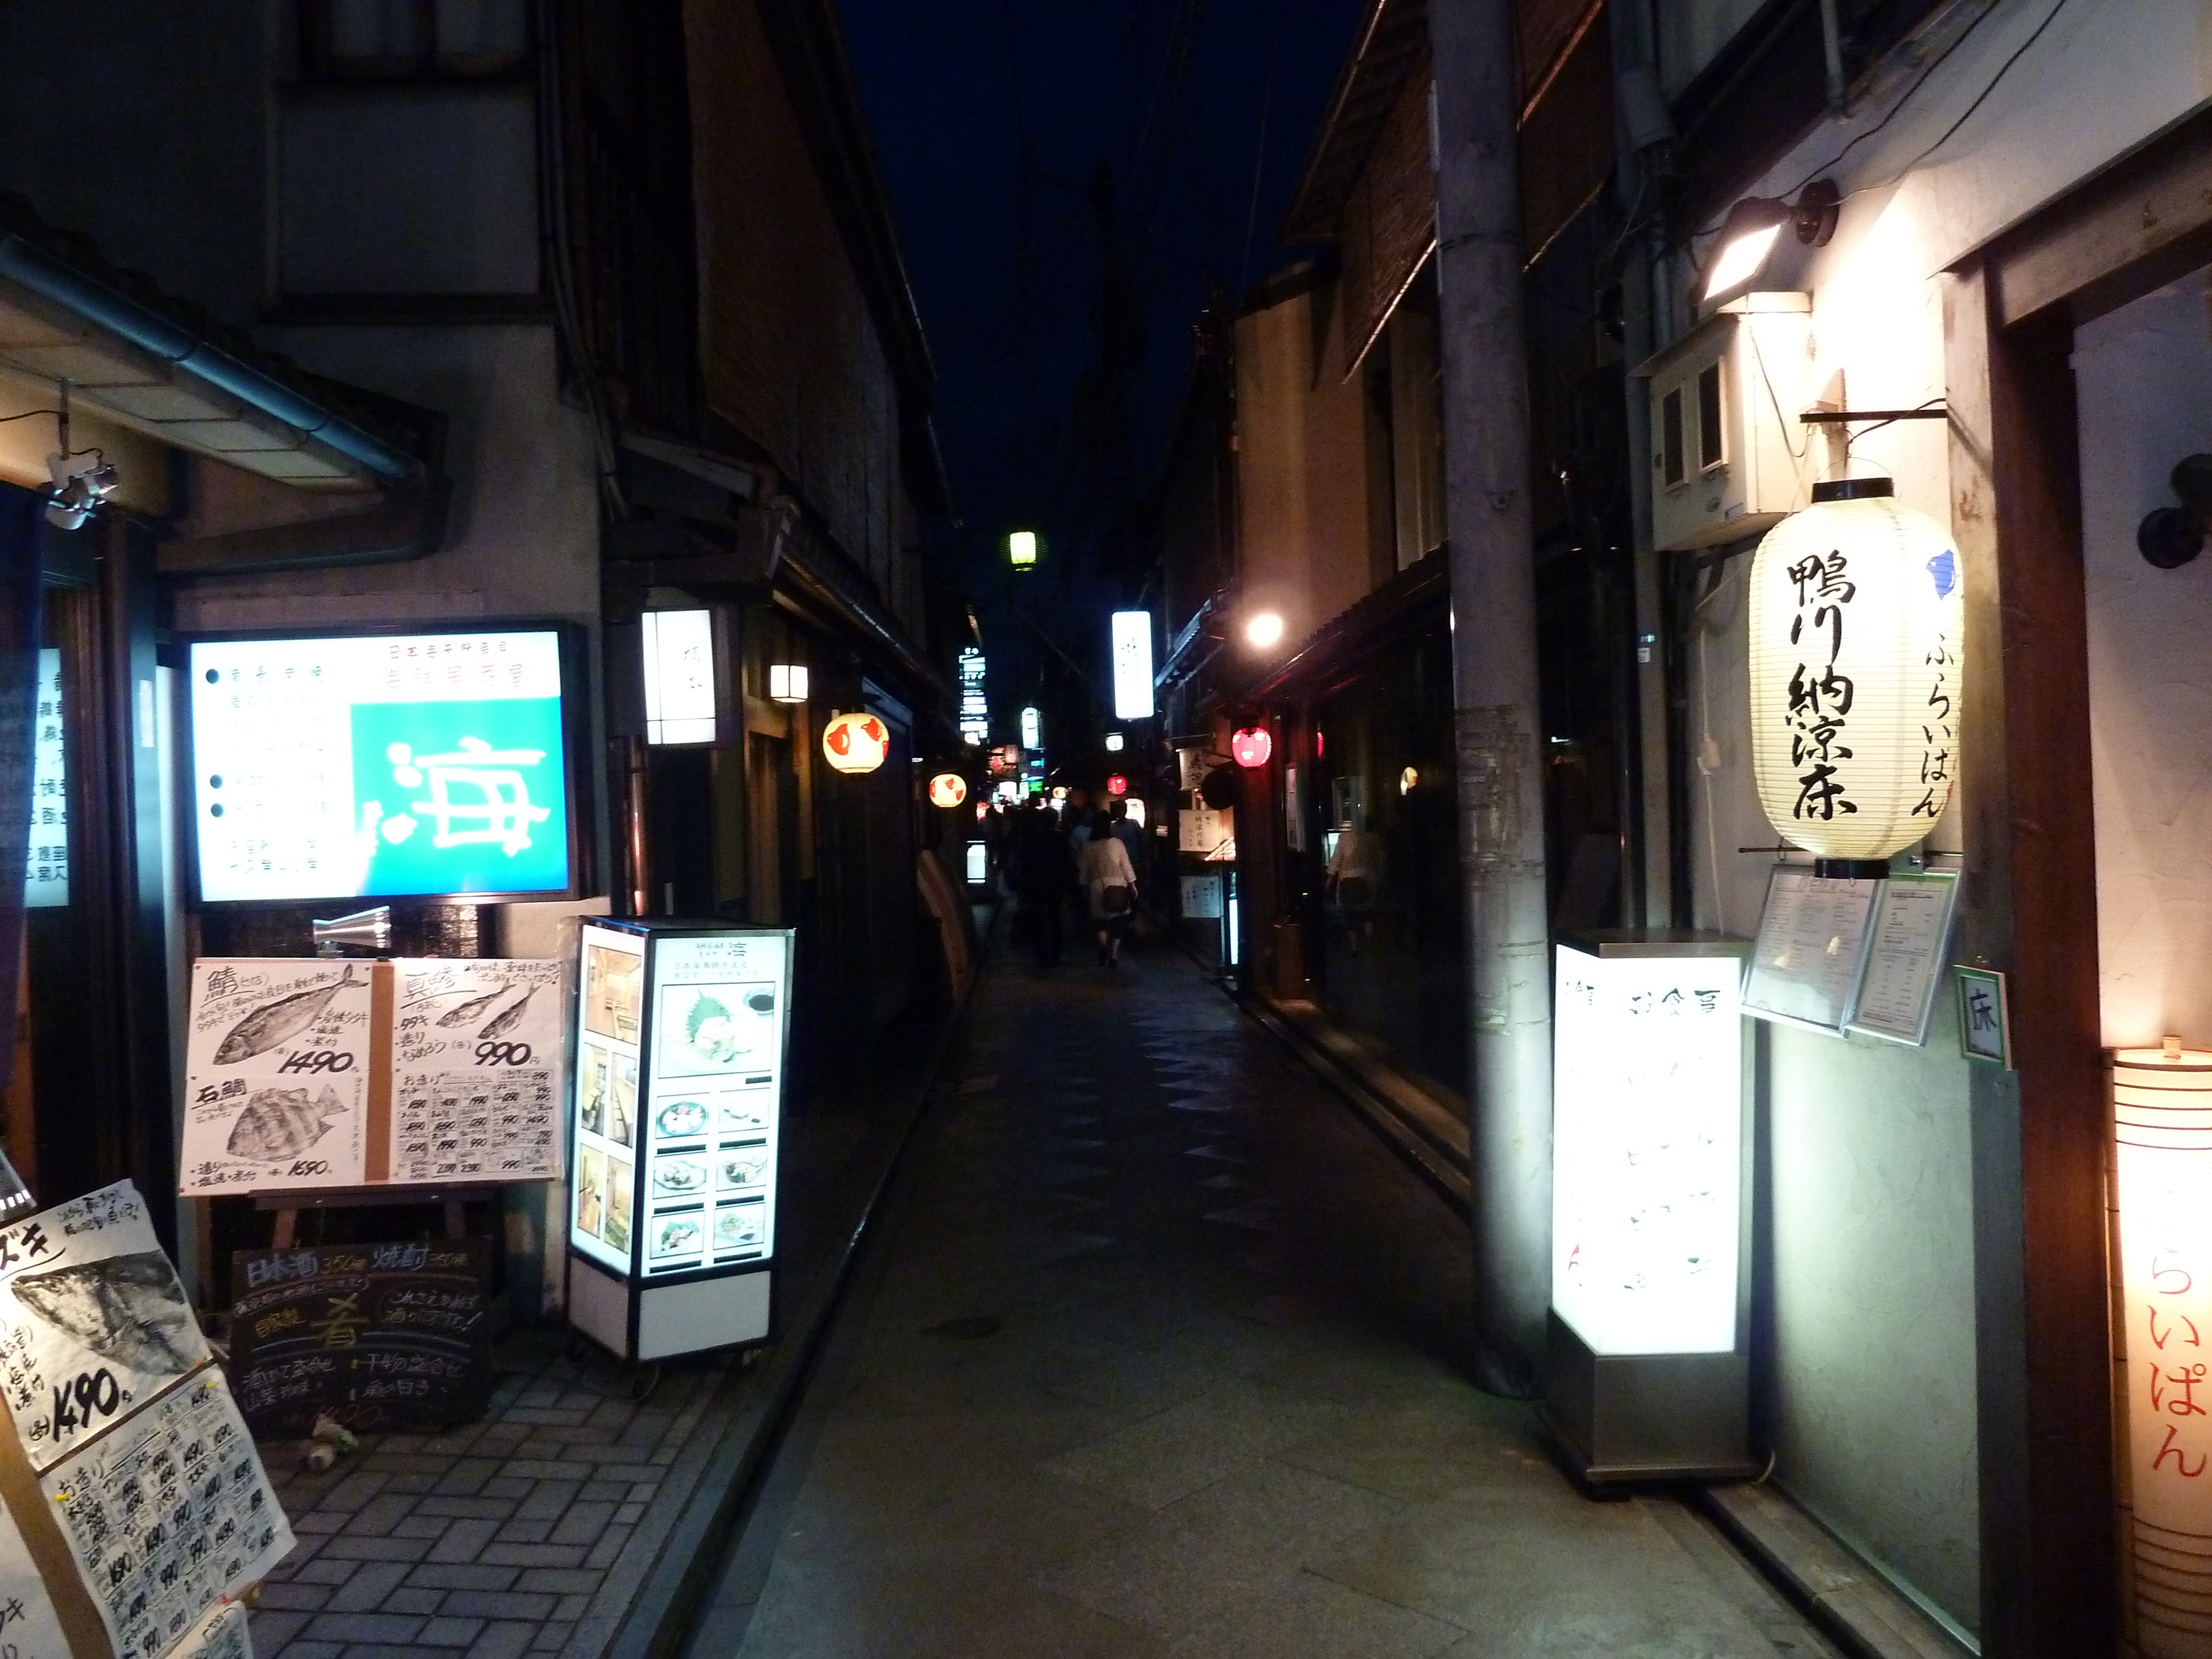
[0,232,419,482]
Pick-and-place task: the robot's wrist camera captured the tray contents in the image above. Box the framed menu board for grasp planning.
[1845,870,1961,1046]
[1740,867,1880,1034]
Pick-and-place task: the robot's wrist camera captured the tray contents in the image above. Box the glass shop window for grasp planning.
[301,0,530,80]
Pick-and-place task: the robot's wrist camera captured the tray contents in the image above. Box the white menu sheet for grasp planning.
[390,958,566,1183]
[1846,872,1960,1046]
[180,960,372,1193]
[0,1183,213,1472]
[1740,868,1880,1034]
[42,1367,290,1659]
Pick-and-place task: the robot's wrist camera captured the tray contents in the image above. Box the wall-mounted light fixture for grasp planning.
[2138,454,2212,568]
[1702,181,1839,305]
[1104,732,1125,752]
[1008,529,1039,570]
[1244,611,1285,650]
[768,662,810,703]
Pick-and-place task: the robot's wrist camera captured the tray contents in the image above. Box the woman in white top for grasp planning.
[1077,808,1138,966]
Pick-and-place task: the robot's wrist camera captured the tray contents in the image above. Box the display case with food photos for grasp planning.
[566,921,791,1362]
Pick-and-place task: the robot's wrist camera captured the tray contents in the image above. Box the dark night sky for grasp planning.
[835,0,1366,726]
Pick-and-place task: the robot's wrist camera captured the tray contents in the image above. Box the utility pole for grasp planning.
[1430,0,1551,1396]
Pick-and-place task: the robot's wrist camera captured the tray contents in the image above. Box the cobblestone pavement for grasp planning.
[249,1329,739,1659]
[684,942,1842,1658]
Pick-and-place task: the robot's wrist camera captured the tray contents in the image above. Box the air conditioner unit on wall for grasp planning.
[1635,293,1814,552]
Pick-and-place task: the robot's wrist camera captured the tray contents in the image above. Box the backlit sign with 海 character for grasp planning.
[187,628,575,905]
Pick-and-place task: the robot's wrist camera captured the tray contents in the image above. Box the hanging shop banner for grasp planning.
[1740,867,1880,1034]
[24,648,65,909]
[180,959,378,1193]
[229,1238,492,1435]
[182,957,567,1196]
[389,958,565,1183]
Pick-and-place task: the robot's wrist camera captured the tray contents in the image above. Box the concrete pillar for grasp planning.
[1430,0,1552,1395]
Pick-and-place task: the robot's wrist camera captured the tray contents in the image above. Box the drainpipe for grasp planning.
[1430,0,1551,1394]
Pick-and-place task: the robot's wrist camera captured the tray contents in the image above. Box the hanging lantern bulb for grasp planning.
[1230,727,1272,769]
[822,711,890,775]
[1746,478,1962,876]
[1105,774,1128,797]
[927,772,968,808]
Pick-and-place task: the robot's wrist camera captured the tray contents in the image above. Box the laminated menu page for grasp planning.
[388,958,566,1183]
[180,959,379,1193]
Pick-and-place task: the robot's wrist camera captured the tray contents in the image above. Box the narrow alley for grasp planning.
[680,938,1838,1657]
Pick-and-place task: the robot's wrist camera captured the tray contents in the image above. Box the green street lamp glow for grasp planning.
[1008,529,1039,570]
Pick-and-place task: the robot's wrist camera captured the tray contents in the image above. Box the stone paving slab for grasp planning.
[249,1328,743,1659]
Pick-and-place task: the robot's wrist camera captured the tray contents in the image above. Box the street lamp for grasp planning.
[1244,611,1285,650]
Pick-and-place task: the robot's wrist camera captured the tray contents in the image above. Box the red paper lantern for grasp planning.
[1230,727,1272,769]
[927,772,968,808]
[822,711,890,775]
[1105,774,1129,797]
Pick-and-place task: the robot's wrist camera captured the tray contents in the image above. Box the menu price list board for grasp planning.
[392,958,565,1183]
[229,1240,491,1436]
[0,1182,291,1659]
[181,956,568,1197]
[570,926,789,1282]
[44,1368,289,1659]
[1740,869,1880,1034]
[180,961,375,1195]
[1844,872,1960,1046]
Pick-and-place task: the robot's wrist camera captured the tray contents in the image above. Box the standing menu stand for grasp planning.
[565,921,794,1363]
[1546,930,1757,1484]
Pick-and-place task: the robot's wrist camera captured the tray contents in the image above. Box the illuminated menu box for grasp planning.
[1546,931,1755,1484]
[567,920,792,1363]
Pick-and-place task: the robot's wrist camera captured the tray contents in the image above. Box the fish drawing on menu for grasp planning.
[479,985,536,1039]
[212,966,359,1063]
[11,1251,203,1376]
[437,986,506,1027]
[226,1084,346,1161]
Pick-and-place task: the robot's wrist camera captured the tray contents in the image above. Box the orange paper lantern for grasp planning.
[822,711,889,775]
[927,772,968,808]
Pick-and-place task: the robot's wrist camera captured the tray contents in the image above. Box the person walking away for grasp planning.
[1017,801,1071,968]
[1107,798,1144,888]
[1079,808,1138,966]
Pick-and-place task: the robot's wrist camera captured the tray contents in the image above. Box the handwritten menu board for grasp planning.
[0,1183,291,1659]
[229,1240,491,1435]
[43,1368,289,1659]
[390,959,565,1183]
[180,961,375,1194]
[1845,872,1960,1046]
[1740,869,1880,1033]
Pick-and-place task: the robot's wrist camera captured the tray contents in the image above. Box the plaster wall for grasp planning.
[170,325,599,633]
[2077,272,2212,1048]
[1233,282,1375,646]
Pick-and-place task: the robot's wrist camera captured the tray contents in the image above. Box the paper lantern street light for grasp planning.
[822,711,890,775]
[1747,478,1961,874]
[1230,727,1272,769]
[927,772,968,808]
[1105,774,1128,797]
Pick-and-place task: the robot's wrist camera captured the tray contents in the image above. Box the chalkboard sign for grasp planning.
[228,1239,491,1434]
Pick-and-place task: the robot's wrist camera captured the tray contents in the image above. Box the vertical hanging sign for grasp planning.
[1110,611,1154,721]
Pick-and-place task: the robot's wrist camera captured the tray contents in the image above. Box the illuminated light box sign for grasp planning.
[567,920,792,1364]
[1546,931,1755,1484]
[25,648,65,908]
[1111,610,1155,720]
[187,627,577,906]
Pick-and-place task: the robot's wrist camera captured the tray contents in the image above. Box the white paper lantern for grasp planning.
[1746,479,1962,864]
